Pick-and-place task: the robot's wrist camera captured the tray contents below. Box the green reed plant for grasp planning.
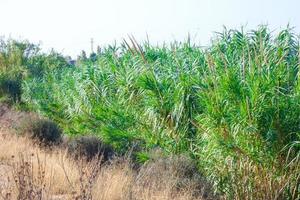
[21,26,300,199]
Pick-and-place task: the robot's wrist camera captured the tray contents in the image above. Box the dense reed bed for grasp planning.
[1,26,299,199]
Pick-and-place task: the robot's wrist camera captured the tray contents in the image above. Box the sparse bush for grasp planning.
[67,135,114,161]
[29,119,62,145]
[11,154,47,200]
[70,159,102,200]
[137,155,217,199]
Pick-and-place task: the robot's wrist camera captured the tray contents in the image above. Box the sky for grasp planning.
[0,0,299,58]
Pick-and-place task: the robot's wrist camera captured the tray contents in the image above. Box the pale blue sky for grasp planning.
[0,0,299,57]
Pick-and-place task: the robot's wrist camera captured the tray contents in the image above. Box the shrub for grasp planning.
[0,77,22,102]
[137,154,217,199]
[29,119,62,145]
[67,135,114,161]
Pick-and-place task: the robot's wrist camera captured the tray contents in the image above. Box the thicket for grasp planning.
[1,26,299,199]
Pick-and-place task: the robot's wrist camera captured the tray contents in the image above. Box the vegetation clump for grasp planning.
[0,26,299,199]
[138,155,217,199]
[67,135,114,161]
[0,76,22,102]
[29,119,62,145]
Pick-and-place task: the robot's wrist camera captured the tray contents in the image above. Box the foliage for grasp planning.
[0,76,22,102]
[3,26,300,199]
[0,38,70,103]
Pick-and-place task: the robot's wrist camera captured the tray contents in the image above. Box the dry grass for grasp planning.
[0,133,79,198]
[0,104,211,200]
[0,132,210,200]
[0,105,298,200]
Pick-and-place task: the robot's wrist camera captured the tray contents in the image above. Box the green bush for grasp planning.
[0,38,70,106]
[0,77,22,102]
[21,26,300,199]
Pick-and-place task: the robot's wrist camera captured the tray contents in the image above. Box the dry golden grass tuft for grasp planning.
[0,133,79,198]
[0,132,210,200]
